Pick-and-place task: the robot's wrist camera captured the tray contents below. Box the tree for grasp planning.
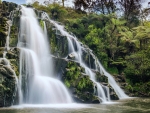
[133,25,150,49]
[104,15,127,60]
[117,0,142,27]
[74,0,117,14]
[93,0,117,14]
[62,0,64,7]
[120,27,139,53]
[74,0,89,10]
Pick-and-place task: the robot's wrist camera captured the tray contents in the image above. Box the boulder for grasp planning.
[0,58,17,107]
[67,53,75,60]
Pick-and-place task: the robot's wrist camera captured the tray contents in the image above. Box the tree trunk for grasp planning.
[62,0,64,7]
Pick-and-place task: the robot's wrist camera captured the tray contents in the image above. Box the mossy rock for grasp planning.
[0,58,17,107]
[73,91,101,103]
[108,85,119,100]
[95,71,108,83]
[5,48,20,76]
[0,51,3,57]
[62,61,101,103]
[45,21,68,57]
[9,25,18,47]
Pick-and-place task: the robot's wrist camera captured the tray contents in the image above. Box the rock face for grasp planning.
[0,47,19,107]
[0,1,18,48]
[0,1,19,107]
[0,58,17,107]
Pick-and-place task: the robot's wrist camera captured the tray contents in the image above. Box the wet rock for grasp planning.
[0,58,17,107]
[0,65,15,78]
[109,85,119,100]
[6,49,18,59]
[67,53,75,60]
[73,92,101,104]
[110,92,119,100]
[5,48,20,76]
[60,60,101,103]
[92,98,101,104]
[95,71,108,83]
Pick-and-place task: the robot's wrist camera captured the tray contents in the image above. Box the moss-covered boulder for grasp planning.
[62,61,101,103]
[0,17,8,47]
[5,48,20,76]
[45,21,68,57]
[0,58,17,107]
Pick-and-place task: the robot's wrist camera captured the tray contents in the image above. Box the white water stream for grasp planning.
[3,10,14,58]
[17,6,72,104]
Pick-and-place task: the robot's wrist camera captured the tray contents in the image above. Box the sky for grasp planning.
[2,0,74,6]
[2,0,149,8]
[2,0,26,4]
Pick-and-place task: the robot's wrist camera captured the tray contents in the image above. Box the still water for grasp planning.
[0,98,150,113]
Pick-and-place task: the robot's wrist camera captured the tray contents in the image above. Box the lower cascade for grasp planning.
[42,11,129,102]
[18,6,72,104]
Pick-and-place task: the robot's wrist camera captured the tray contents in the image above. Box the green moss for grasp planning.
[64,80,70,88]
[96,72,108,83]
[107,67,119,75]
[10,25,18,47]
[9,59,19,76]
[40,20,44,30]
[125,84,133,92]
[77,76,94,92]
[62,61,96,102]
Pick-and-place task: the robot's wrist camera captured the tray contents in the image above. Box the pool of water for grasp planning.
[0,98,150,113]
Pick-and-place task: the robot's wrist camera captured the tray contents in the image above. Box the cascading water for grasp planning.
[5,20,11,51]
[18,6,72,104]
[42,12,129,102]
[3,11,14,58]
[96,61,129,99]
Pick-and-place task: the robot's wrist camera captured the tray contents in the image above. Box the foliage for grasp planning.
[40,20,44,30]
[64,61,94,92]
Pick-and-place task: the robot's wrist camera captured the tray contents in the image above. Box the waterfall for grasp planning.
[42,12,129,102]
[17,6,72,104]
[5,20,11,51]
[96,61,129,99]
[43,21,48,38]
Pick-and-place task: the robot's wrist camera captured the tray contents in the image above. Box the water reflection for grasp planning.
[0,98,150,113]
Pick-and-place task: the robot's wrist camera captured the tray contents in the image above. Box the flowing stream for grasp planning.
[17,6,72,104]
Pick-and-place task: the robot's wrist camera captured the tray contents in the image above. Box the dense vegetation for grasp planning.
[32,1,150,96]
